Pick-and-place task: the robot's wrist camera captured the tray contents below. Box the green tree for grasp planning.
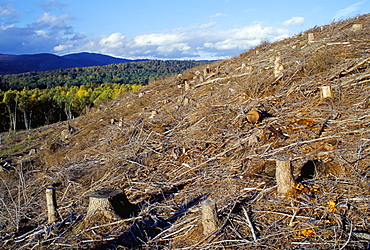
[2,90,18,131]
[17,88,40,130]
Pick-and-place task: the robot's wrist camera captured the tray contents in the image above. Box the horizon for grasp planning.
[0,1,368,60]
[0,51,217,61]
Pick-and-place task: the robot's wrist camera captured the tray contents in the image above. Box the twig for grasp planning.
[341,57,370,76]
[82,216,143,232]
[172,142,244,180]
[250,185,277,203]
[161,224,195,240]
[341,73,370,87]
[194,72,251,88]
[339,221,353,250]
[80,237,116,243]
[242,207,257,241]
[247,135,341,159]
[253,210,315,220]
[148,216,198,242]
[328,57,370,80]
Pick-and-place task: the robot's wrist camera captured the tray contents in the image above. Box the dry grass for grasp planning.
[1,14,370,249]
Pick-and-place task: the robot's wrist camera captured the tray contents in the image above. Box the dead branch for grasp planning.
[341,57,370,76]
[242,207,257,241]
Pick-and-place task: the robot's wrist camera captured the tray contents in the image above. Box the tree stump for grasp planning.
[276,159,295,196]
[85,189,137,221]
[274,55,284,78]
[352,24,362,31]
[308,33,315,42]
[320,86,333,99]
[184,81,191,91]
[201,199,218,236]
[46,186,58,224]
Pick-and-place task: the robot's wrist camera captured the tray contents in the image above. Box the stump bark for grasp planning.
[276,159,295,196]
[201,199,218,236]
[85,189,137,221]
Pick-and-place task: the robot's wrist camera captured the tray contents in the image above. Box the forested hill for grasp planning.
[0,59,209,90]
[0,52,147,75]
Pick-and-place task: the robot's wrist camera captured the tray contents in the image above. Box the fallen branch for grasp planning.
[242,207,257,241]
[194,72,251,88]
[341,57,370,76]
[341,73,370,87]
[253,210,315,220]
[328,57,370,80]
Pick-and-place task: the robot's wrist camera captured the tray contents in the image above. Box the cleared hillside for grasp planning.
[1,14,370,249]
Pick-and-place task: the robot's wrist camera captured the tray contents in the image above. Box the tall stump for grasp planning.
[85,189,137,221]
[201,199,218,236]
[46,186,58,224]
[276,159,295,196]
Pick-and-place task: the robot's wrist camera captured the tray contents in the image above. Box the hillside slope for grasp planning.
[1,14,370,249]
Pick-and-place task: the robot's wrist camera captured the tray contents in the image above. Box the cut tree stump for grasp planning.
[46,186,58,224]
[201,199,218,236]
[276,159,295,196]
[85,189,137,221]
[320,86,333,99]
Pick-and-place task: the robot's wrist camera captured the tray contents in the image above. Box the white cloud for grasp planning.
[334,2,364,20]
[282,16,305,26]
[78,23,292,59]
[37,12,69,24]
[0,24,13,30]
[198,22,217,29]
[0,4,14,17]
[157,43,191,54]
[99,32,126,48]
[35,30,48,37]
[133,33,185,47]
[53,44,73,52]
[203,24,290,51]
[212,13,226,17]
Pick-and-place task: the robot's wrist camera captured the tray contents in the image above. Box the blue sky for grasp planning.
[0,0,368,60]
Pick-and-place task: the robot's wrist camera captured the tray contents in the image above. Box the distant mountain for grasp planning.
[0,52,148,75]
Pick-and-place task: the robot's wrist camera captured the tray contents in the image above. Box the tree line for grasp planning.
[0,60,208,91]
[0,60,209,132]
[0,83,140,132]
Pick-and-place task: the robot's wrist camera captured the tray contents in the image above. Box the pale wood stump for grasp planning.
[201,199,218,236]
[276,159,295,196]
[46,186,58,224]
[85,189,137,220]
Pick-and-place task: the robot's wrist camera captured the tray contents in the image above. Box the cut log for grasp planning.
[276,159,295,196]
[46,186,58,224]
[85,189,137,221]
[246,110,261,124]
[201,199,218,236]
